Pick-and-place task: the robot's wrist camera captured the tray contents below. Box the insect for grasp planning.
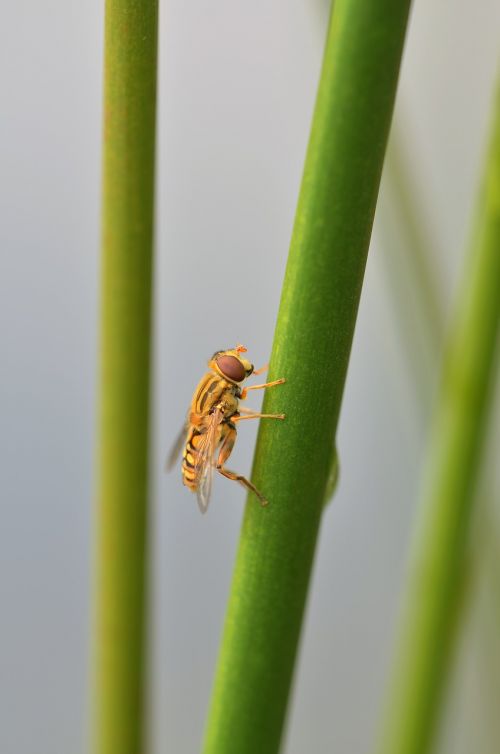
[166,344,286,513]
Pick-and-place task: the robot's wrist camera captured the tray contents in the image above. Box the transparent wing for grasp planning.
[194,408,223,514]
[165,419,189,471]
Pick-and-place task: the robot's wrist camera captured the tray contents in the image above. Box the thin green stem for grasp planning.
[375,81,500,754]
[380,99,500,754]
[202,2,412,753]
[93,2,158,754]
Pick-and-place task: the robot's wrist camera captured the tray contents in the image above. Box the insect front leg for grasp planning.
[240,377,286,400]
[216,426,268,506]
[233,412,285,421]
[252,363,268,376]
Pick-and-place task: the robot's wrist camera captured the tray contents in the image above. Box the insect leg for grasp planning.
[233,413,285,421]
[237,405,285,418]
[240,377,286,400]
[252,363,268,376]
[216,427,268,506]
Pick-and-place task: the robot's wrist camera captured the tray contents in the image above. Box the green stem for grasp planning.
[93,2,158,753]
[380,95,500,754]
[202,2,411,753]
[375,81,500,754]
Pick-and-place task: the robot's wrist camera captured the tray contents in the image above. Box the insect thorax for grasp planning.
[191,371,240,422]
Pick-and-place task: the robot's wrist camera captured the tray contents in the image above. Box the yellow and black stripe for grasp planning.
[181,426,204,491]
[192,372,228,415]
[182,370,240,494]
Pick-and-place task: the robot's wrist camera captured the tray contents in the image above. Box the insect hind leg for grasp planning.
[216,427,268,506]
[217,466,268,507]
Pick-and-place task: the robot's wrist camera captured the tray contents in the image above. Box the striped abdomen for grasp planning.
[181,426,204,491]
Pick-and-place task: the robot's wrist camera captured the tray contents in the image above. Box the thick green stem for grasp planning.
[202,2,411,753]
[376,82,500,754]
[93,2,158,753]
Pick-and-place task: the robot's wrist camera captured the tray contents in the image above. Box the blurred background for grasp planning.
[1,1,499,752]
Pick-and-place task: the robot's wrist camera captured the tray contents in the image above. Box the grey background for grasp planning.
[1,1,499,752]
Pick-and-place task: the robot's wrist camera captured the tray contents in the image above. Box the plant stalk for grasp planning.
[375,80,500,754]
[93,1,158,753]
[202,2,412,753]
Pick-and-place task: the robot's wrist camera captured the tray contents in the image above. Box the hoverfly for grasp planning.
[166,344,285,513]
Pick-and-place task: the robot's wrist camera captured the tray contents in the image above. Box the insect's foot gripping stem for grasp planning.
[240,377,286,400]
[217,465,268,506]
[233,412,285,422]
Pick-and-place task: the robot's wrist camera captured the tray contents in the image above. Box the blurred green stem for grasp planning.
[376,81,500,754]
[93,2,158,754]
[202,2,411,753]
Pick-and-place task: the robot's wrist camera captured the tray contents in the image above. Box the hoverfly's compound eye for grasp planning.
[216,355,246,382]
